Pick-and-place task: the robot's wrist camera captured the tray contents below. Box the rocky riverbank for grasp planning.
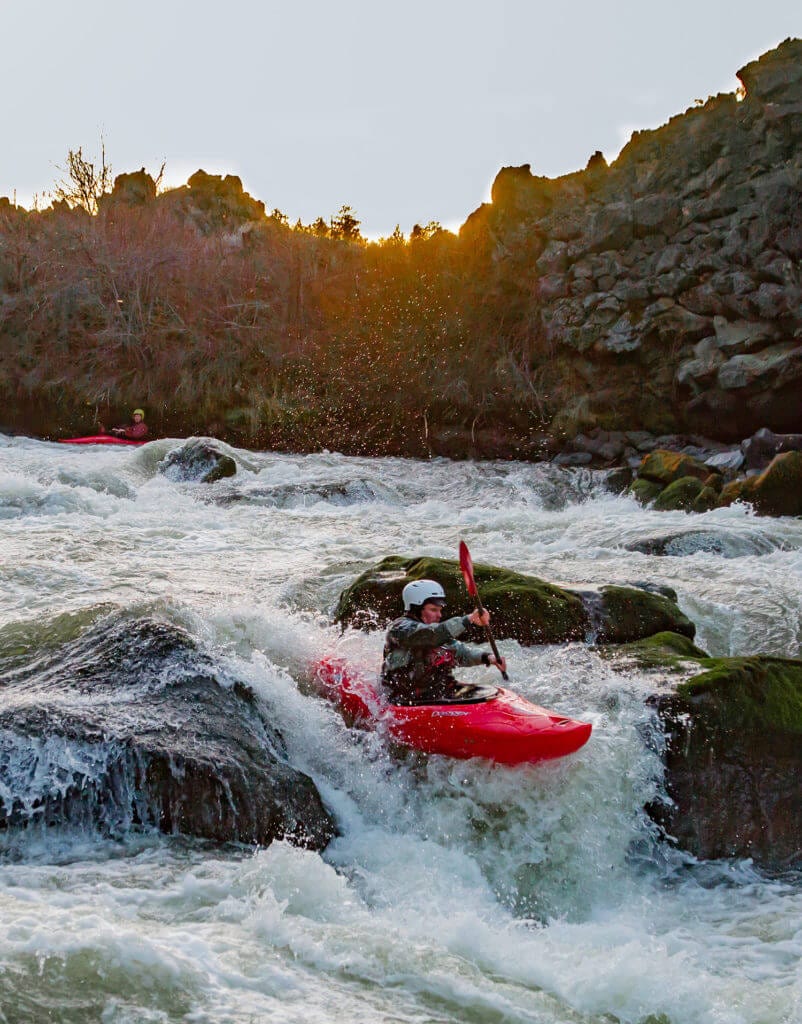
[3,40,801,457]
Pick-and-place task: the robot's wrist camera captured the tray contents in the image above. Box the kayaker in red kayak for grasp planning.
[99,408,148,440]
[381,580,507,705]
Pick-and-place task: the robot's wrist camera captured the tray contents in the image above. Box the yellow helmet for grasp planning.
[133,408,145,417]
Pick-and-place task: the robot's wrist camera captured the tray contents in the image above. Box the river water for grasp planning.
[1,434,802,1024]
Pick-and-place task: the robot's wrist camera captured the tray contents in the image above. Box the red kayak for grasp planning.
[58,435,147,447]
[314,657,592,765]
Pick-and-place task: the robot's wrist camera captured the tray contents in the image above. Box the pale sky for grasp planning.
[2,1,799,236]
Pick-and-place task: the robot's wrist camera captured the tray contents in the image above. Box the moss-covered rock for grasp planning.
[630,478,664,505]
[594,586,696,644]
[650,655,802,867]
[653,475,704,511]
[638,450,709,486]
[335,557,696,647]
[598,630,709,672]
[691,485,721,513]
[718,475,760,507]
[750,451,802,517]
[334,556,588,643]
[703,473,724,492]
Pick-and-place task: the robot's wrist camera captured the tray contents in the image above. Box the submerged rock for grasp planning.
[0,617,336,849]
[335,555,695,645]
[626,529,780,558]
[159,437,238,483]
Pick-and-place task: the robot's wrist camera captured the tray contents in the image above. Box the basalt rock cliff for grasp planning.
[461,38,802,443]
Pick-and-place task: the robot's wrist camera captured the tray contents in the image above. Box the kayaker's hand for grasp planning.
[489,655,507,673]
[468,608,490,628]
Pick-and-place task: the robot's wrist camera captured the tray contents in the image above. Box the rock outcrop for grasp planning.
[159,437,238,483]
[335,555,695,645]
[462,38,802,442]
[0,617,336,849]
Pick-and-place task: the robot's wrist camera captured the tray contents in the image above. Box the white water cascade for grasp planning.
[1,434,801,1024]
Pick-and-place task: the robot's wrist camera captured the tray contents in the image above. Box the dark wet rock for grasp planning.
[601,466,634,494]
[0,617,336,849]
[625,529,780,558]
[553,451,593,466]
[741,426,802,471]
[214,479,385,508]
[601,632,802,868]
[159,438,238,483]
[648,654,802,868]
[335,555,695,646]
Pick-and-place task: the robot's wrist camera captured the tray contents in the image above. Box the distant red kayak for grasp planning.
[58,435,147,447]
[314,657,592,765]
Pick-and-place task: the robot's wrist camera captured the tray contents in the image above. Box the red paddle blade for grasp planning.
[459,541,478,596]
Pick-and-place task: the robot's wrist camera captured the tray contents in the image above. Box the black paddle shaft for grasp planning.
[470,590,509,681]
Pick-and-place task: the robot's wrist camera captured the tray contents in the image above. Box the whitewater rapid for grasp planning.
[1,434,801,1024]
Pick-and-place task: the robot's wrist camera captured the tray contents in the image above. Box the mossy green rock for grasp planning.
[750,451,802,517]
[652,476,703,511]
[335,557,695,647]
[638,450,709,485]
[651,654,802,867]
[691,485,720,513]
[335,556,588,644]
[599,630,709,672]
[594,587,695,644]
[630,478,663,506]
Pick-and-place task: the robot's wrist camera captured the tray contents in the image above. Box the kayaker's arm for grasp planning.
[387,615,472,649]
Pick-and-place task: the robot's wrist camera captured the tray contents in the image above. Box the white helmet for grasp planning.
[402,579,446,611]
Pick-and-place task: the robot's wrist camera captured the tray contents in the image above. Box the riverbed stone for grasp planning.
[159,437,238,483]
[0,617,336,849]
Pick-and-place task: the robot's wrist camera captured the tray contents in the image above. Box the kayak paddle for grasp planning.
[459,540,509,681]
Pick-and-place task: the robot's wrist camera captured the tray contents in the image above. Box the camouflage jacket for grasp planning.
[381,614,485,702]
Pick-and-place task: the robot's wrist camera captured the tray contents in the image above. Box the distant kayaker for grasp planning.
[381,579,507,705]
[101,408,148,440]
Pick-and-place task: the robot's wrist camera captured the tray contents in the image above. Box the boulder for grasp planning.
[334,556,695,646]
[0,617,336,849]
[649,654,802,867]
[591,587,696,645]
[652,475,704,511]
[625,529,779,558]
[718,344,802,391]
[749,450,802,516]
[630,478,663,505]
[636,449,709,486]
[335,556,587,643]
[742,426,802,471]
[159,437,238,483]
